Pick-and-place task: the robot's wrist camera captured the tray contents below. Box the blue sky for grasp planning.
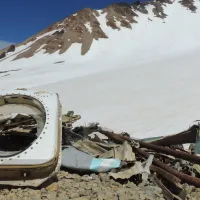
[0,0,144,48]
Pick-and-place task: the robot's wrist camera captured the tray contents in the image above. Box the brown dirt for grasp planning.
[0,171,199,200]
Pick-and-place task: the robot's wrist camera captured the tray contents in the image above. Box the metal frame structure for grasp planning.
[0,89,62,187]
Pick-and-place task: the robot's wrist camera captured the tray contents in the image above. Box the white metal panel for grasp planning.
[0,90,61,165]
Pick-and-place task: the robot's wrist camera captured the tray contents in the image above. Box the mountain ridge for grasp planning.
[0,0,199,137]
[0,0,198,61]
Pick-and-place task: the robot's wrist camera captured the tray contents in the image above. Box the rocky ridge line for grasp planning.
[0,0,198,61]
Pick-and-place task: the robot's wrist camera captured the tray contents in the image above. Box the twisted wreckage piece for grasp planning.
[97,126,200,187]
[1,88,200,195]
[0,89,62,187]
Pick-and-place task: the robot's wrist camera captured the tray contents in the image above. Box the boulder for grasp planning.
[7,45,15,53]
[52,29,64,36]
[0,52,6,59]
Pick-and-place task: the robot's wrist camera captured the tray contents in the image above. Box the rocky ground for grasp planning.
[0,170,199,200]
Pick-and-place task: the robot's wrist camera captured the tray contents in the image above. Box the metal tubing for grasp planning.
[98,128,200,187]
[135,147,200,187]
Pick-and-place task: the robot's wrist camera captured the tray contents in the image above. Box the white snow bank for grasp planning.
[0,1,200,139]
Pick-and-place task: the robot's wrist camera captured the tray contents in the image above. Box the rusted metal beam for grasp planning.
[150,165,187,200]
[99,127,200,165]
[150,165,181,184]
[137,140,200,165]
[135,147,200,187]
[153,175,183,200]
[98,127,126,144]
[98,128,200,187]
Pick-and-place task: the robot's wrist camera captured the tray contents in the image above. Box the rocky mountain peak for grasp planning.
[102,3,138,29]
[0,0,198,61]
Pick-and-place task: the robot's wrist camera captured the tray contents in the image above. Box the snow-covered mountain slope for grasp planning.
[0,0,200,139]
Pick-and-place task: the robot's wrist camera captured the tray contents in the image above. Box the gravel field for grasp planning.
[0,171,199,200]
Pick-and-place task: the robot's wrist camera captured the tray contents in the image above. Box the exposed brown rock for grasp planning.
[13,36,51,60]
[106,20,119,30]
[121,20,132,29]
[52,29,65,36]
[6,45,15,53]
[132,2,149,14]
[81,31,93,55]
[0,52,6,59]
[151,1,168,19]
[13,8,108,60]
[179,0,197,12]
[157,0,173,4]
[43,37,63,54]
[102,3,138,30]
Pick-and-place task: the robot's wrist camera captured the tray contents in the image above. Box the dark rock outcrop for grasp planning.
[151,1,168,19]
[102,3,138,30]
[7,45,15,53]
[0,52,6,59]
[14,8,108,60]
[179,0,197,12]
[52,29,65,36]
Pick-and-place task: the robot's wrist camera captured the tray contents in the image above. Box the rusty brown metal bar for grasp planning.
[98,128,200,187]
[98,127,127,144]
[152,175,183,200]
[150,165,181,184]
[135,147,200,187]
[136,139,200,165]
[99,127,200,165]
[151,166,187,200]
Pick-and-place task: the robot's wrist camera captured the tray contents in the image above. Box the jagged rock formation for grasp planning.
[0,45,15,61]
[179,0,197,12]
[0,0,198,61]
[102,3,138,30]
[13,8,108,60]
[7,45,15,53]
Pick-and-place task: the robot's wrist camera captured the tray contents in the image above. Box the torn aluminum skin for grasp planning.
[0,89,62,187]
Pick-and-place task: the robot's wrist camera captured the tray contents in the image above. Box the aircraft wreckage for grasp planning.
[1,89,200,199]
[0,89,62,187]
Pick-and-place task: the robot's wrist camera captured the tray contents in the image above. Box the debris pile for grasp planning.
[0,113,37,157]
[1,110,200,199]
[61,111,200,200]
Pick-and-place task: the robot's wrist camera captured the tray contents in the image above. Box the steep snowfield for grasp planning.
[0,1,200,139]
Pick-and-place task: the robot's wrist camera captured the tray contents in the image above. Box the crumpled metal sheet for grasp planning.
[73,140,136,162]
[109,162,144,179]
[90,158,121,173]
[62,111,81,124]
[109,154,154,180]
[62,147,121,172]
[73,140,108,156]
[62,147,93,171]
[99,141,135,161]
